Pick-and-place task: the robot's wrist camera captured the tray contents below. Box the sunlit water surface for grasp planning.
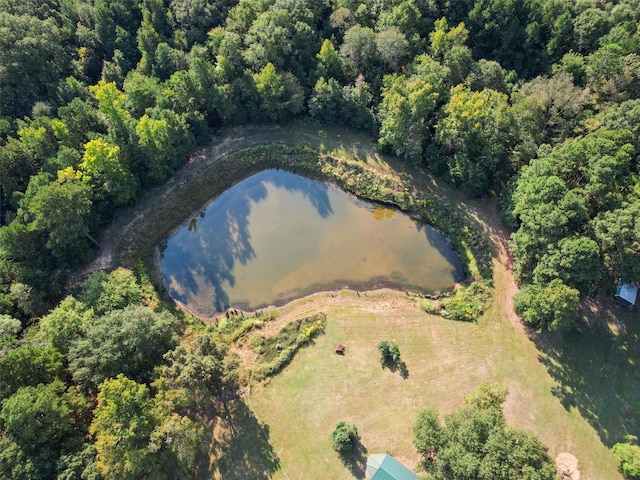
[160,170,464,316]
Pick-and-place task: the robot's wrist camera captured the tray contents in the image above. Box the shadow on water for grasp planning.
[160,170,333,313]
[418,223,466,283]
[269,170,333,218]
[532,298,640,447]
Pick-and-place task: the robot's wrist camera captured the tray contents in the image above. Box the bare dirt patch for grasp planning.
[556,452,581,480]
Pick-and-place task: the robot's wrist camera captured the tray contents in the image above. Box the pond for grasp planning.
[159,169,464,316]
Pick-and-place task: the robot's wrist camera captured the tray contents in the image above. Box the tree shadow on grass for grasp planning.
[383,359,410,379]
[340,440,368,479]
[531,296,640,447]
[194,397,280,480]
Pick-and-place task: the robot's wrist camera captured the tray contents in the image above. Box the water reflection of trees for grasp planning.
[416,222,465,282]
[161,170,333,313]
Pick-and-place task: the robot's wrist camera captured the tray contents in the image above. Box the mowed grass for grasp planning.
[242,290,636,480]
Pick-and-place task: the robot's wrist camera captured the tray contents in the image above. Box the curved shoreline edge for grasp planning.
[86,125,493,320]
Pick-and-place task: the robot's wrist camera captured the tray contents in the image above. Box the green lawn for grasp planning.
[239,290,636,480]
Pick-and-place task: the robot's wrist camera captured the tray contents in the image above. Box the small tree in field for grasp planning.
[377,340,401,366]
[331,421,358,454]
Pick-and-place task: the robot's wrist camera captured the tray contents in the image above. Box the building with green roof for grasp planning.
[366,454,418,480]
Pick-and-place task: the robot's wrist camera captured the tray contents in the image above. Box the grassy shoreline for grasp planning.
[114,141,492,320]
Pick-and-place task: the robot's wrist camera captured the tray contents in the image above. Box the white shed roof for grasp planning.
[616,284,638,306]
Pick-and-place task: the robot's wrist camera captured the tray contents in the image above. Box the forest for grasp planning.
[0,0,639,478]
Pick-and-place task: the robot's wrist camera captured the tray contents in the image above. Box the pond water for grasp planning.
[159,169,464,316]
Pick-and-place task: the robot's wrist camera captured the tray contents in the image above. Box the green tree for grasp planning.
[593,200,640,285]
[90,374,200,480]
[479,427,557,480]
[37,296,96,355]
[0,380,89,479]
[342,75,376,131]
[414,384,555,479]
[0,314,21,338]
[340,25,378,80]
[413,409,445,458]
[331,421,359,453]
[0,380,89,465]
[465,59,510,93]
[309,77,345,123]
[511,73,590,160]
[80,268,144,315]
[136,0,172,75]
[612,436,640,479]
[429,17,468,61]
[436,85,516,195]
[513,279,580,332]
[254,63,305,122]
[467,0,547,77]
[68,305,178,389]
[9,282,48,319]
[123,71,161,116]
[509,130,634,286]
[156,332,238,401]
[573,7,611,55]
[170,0,227,48]
[463,381,508,411]
[80,137,136,206]
[136,109,195,183]
[0,12,70,118]
[378,64,443,160]
[0,345,66,400]
[90,375,157,479]
[55,97,106,152]
[315,39,345,82]
[376,27,410,72]
[243,2,319,79]
[22,178,95,263]
[532,236,601,292]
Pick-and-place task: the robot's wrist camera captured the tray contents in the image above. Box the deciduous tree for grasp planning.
[513,279,580,332]
[68,305,178,389]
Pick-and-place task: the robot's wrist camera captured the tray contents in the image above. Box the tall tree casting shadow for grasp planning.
[195,397,280,480]
[532,298,640,447]
[340,440,368,479]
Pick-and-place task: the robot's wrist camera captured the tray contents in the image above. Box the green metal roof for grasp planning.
[367,454,417,480]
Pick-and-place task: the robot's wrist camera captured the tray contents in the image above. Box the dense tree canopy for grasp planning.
[413,384,556,479]
[68,305,178,389]
[0,380,89,480]
[0,0,636,319]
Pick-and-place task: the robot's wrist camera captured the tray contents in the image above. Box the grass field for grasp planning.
[233,288,636,480]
